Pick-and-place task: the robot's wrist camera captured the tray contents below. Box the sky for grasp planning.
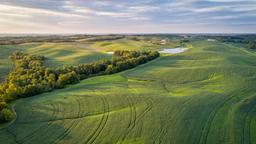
[0,0,255,34]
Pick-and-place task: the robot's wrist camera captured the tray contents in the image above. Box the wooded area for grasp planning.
[0,50,159,123]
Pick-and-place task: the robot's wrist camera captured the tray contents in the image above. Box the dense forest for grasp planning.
[0,50,159,123]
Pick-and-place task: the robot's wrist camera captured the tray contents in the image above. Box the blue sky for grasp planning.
[0,0,255,33]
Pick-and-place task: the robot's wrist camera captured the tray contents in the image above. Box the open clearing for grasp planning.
[1,39,256,144]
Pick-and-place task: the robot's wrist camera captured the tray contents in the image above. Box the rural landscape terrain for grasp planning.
[0,34,256,144]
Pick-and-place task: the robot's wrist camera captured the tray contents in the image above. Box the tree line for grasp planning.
[0,50,159,123]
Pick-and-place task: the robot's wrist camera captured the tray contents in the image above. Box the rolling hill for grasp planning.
[1,37,256,144]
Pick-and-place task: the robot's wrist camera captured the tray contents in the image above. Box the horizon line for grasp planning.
[0,32,256,36]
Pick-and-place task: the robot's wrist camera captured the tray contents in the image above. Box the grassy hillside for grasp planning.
[0,37,174,81]
[91,37,178,52]
[0,42,109,81]
[1,39,256,144]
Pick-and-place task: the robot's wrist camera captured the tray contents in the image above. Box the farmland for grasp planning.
[1,35,256,144]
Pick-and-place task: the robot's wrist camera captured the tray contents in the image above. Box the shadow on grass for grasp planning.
[0,101,72,144]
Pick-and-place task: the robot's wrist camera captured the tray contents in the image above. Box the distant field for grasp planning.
[1,38,256,144]
[91,38,177,52]
[0,36,177,81]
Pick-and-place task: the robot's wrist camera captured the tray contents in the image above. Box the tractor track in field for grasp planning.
[17,124,47,143]
[242,95,256,144]
[115,79,138,144]
[154,95,194,144]
[123,97,153,140]
[116,91,137,144]
[82,91,109,144]
[4,102,58,144]
[119,75,162,143]
[151,80,183,144]
[246,108,256,144]
[51,103,61,120]
[18,97,82,144]
[18,111,109,123]
[16,101,63,143]
[243,106,254,144]
[5,127,22,144]
[116,83,153,144]
[198,93,237,144]
[198,87,249,144]
[20,101,64,143]
[54,96,85,143]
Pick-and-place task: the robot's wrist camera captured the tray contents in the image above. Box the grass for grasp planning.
[0,37,176,81]
[21,42,111,67]
[91,37,178,52]
[0,42,111,81]
[1,38,256,144]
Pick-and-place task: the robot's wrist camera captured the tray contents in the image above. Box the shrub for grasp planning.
[0,102,7,110]
[56,71,79,88]
[0,108,15,122]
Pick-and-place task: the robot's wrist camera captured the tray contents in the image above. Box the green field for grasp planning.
[1,37,256,144]
[0,36,177,81]
[0,42,105,81]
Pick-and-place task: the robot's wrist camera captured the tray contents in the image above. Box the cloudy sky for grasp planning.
[0,0,255,34]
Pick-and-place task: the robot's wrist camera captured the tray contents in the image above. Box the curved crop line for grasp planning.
[119,93,137,143]
[117,75,161,144]
[52,103,61,121]
[56,119,80,143]
[115,95,134,143]
[115,84,138,144]
[117,83,154,144]
[247,106,256,144]
[5,128,22,144]
[17,124,48,143]
[242,95,256,144]
[54,96,84,143]
[83,91,109,144]
[89,95,109,144]
[5,102,59,143]
[198,87,249,144]
[198,94,236,144]
[23,104,64,143]
[154,94,194,144]
[17,105,57,143]
[24,97,79,144]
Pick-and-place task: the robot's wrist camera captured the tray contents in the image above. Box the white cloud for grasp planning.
[0,4,83,18]
[0,0,255,33]
[62,1,149,20]
[95,12,135,18]
[0,13,31,18]
[205,0,253,2]
[128,6,160,12]
[193,6,230,13]
[211,15,240,20]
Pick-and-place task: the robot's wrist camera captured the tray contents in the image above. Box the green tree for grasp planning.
[0,108,14,122]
